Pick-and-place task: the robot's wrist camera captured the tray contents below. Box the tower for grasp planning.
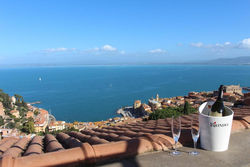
[156,94,159,101]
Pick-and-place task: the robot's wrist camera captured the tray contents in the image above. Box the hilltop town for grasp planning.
[0,85,249,138]
[118,85,246,118]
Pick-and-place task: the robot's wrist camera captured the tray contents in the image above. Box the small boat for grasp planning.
[38,77,42,81]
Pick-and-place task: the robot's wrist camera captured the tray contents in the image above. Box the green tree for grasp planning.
[183,101,190,114]
[34,109,39,116]
[0,116,4,126]
[149,107,182,120]
[183,101,196,115]
[0,91,12,109]
[149,104,197,120]
[14,94,23,104]
[14,94,27,108]
[22,117,35,134]
[4,109,11,115]
[18,106,28,118]
[14,117,20,123]
[6,122,15,129]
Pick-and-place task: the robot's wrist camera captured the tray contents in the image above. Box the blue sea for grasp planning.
[0,65,249,122]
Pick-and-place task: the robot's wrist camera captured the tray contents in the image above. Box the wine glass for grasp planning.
[189,116,200,156]
[171,116,181,155]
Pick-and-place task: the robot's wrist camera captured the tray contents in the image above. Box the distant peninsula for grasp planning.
[200,56,250,65]
[1,56,250,67]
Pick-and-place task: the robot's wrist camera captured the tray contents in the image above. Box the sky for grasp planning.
[0,0,250,65]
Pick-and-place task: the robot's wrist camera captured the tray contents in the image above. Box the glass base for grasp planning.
[170,151,181,156]
[189,151,200,156]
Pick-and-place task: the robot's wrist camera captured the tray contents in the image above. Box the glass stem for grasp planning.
[175,141,177,152]
[194,141,197,151]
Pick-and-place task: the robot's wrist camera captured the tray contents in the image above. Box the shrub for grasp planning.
[149,107,182,120]
[149,102,196,120]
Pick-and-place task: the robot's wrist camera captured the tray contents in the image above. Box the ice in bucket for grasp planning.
[199,101,234,152]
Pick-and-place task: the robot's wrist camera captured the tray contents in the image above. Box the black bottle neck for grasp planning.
[217,85,224,100]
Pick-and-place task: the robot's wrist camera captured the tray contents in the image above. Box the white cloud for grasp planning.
[43,48,76,53]
[240,38,250,48]
[190,38,250,50]
[190,42,203,48]
[149,49,167,53]
[102,45,117,51]
[87,45,117,52]
[43,44,121,55]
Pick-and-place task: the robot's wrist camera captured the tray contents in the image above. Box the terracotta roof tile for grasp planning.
[95,133,114,141]
[242,116,250,124]
[1,138,30,158]
[88,136,109,145]
[44,134,64,152]
[23,136,43,156]
[69,131,91,142]
[0,138,9,146]
[0,138,18,156]
[56,132,82,149]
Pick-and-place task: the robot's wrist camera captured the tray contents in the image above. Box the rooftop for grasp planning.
[0,106,249,167]
[98,129,250,167]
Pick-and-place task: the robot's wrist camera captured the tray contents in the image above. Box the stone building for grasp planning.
[148,99,162,110]
[133,100,142,109]
[142,104,152,113]
[224,85,243,96]
[48,121,66,132]
[34,109,49,132]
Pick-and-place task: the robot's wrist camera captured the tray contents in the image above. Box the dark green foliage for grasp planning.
[14,94,28,108]
[0,90,12,109]
[9,114,16,119]
[149,104,197,120]
[37,131,45,136]
[6,122,15,129]
[183,101,196,115]
[0,90,28,111]
[22,117,35,134]
[0,90,33,132]
[4,109,11,115]
[149,107,182,120]
[34,109,39,116]
[14,117,20,123]
[0,116,4,126]
[18,106,28,118]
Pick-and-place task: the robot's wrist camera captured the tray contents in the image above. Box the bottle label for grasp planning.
[209,121,229,128]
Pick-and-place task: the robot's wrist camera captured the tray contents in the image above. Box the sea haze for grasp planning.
[0,65,249,122]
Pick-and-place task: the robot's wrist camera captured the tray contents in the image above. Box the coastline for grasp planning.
[36,85,246,131]
[1,65,250,123]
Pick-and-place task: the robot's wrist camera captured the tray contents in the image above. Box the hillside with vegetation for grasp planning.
[0,89,35,134]
[148,101,196,120]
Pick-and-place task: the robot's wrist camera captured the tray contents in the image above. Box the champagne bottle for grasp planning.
[210,85,225,117]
